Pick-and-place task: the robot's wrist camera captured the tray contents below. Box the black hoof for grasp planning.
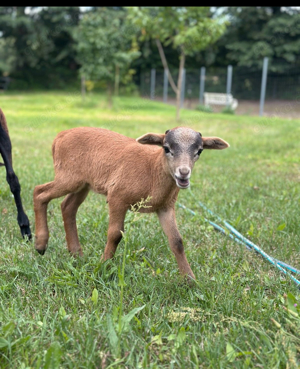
[20,225,32,241]
[36,249,46,255]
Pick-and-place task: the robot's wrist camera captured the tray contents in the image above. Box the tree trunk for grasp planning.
[176,88,181,121]
[114,64,120,96]
[176,49,185,121]
[155,38,178,95]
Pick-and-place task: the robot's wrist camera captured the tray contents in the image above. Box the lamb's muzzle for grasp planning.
[33,126,229,282]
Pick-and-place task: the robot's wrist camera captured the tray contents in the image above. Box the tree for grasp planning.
[205,7,300,73]
[127,7,227,120]
[74,8,140,106]
[0,6,81,89]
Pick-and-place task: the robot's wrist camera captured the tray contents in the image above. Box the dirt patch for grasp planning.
[152,97,300,119]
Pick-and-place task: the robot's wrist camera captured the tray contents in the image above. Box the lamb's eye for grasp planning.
[195,149,203,157]
[163,146,170,154]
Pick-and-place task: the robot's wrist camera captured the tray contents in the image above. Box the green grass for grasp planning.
[0,91,300,368]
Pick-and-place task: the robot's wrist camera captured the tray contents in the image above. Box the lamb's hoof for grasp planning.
[69,249,83,258]
[34,234,49,255]
[184,274,197,287]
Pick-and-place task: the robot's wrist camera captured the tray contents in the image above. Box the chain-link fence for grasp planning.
[138,66,300,117]
[140,67,300,100]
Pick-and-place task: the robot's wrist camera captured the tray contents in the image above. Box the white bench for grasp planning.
[204,93,238,110]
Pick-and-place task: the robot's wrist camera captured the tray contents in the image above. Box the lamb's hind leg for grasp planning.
[61,186,90,256]
[103,201,128,260]
[33,180,76,254]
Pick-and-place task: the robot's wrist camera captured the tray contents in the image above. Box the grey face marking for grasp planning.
[164,128,203,155]
[162,127,203,189]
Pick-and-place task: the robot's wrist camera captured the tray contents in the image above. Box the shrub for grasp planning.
[221,106,235,115]
[195,104,213,113]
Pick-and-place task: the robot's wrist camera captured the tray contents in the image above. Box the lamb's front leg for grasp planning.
[157,207,195,281]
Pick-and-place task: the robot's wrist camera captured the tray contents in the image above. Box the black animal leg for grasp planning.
[0,128,31,240]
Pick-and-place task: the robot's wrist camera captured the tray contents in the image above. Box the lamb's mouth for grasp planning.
[175,176,190,189]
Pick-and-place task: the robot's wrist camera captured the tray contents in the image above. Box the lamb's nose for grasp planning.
[179,167,190,177]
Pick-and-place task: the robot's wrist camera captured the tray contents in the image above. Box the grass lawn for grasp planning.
[0,91,300,368]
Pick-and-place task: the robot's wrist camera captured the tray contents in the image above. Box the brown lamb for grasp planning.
[33,126,229,280]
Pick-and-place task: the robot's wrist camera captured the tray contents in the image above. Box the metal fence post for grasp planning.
[259,57,269,116]
[199,67,206,105]
[180,68,186,108]
[150,68,156,100]
[163,69,168,103]
[226,65,233,107]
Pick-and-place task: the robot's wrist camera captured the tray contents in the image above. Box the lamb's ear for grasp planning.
[202,137,230,150]
[136,133,165,146]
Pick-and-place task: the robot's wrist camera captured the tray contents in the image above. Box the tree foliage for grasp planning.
[74,7,140,99]
[0,6,80,88]
[127,7,227,55]
[205,7,300,73]
[1,6,300,91]
[127,6,227,119]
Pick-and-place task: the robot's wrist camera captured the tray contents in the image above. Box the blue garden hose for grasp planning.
[177,199,300,287]
[196,199,300,276]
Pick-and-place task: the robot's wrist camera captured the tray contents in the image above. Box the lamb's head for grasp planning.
[136,126,230,189]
